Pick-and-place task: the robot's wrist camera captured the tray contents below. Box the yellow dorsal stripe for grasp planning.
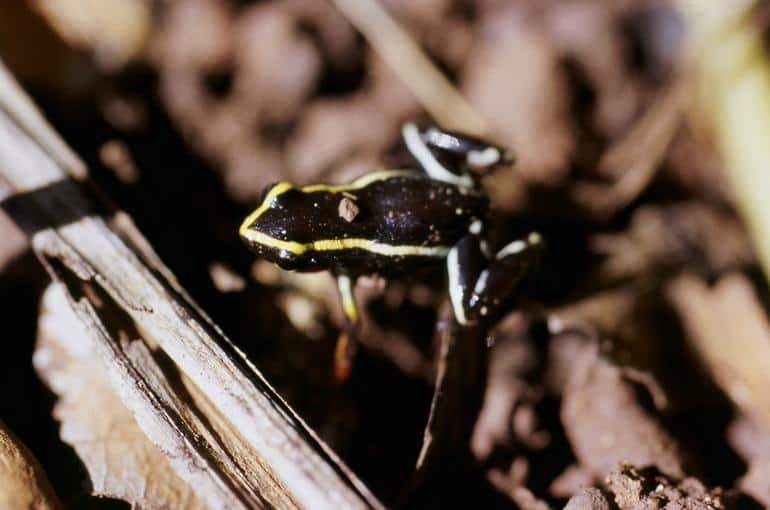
[300,169,417,193]
[240,229,449,257]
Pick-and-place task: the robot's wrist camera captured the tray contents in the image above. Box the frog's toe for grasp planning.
[333,330,356,383]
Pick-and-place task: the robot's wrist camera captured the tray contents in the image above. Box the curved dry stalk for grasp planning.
[331,0,487,136]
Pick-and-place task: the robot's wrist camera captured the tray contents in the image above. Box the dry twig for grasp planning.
[0,59,382,509]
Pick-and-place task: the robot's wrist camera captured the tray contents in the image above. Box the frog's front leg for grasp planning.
[447,233,543,326]
[333,273,360,381]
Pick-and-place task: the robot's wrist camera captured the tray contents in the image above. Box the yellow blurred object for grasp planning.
[0,3,94,98]
[30,0,151,70]
[673,1,770,432]
[682,1,770,283]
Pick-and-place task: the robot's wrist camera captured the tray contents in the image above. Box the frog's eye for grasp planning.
[259,181,294,209]
[240,181,295,240]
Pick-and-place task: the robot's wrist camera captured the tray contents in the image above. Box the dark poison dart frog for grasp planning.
[240,122,543,380]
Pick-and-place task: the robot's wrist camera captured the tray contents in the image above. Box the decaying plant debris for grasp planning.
[3,0,770,508]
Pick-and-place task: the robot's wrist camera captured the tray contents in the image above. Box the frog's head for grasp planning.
[239,181,314,271]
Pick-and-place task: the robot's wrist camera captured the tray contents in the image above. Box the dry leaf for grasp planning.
[561,340,684,479]
[33,284,205,510]
[668,273,770,429]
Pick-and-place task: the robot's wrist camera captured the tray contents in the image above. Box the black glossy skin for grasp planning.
[241,172,488,276]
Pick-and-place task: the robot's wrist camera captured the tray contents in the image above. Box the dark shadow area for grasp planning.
[0,252,89,505]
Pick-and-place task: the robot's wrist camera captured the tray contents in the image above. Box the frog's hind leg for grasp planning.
[333,273,360,382]
[402,122,474,188]
[420,125,514,173]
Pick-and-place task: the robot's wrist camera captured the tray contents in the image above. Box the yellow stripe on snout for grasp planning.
[238,181,295,237]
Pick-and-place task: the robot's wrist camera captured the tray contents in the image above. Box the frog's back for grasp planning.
[352,173,487,247]
[242,170,487,274]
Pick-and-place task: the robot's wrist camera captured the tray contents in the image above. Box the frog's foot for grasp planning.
[447,233,543,326]
[422,125,514,171]
[402,122,514,184]
[333,273,360,382]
